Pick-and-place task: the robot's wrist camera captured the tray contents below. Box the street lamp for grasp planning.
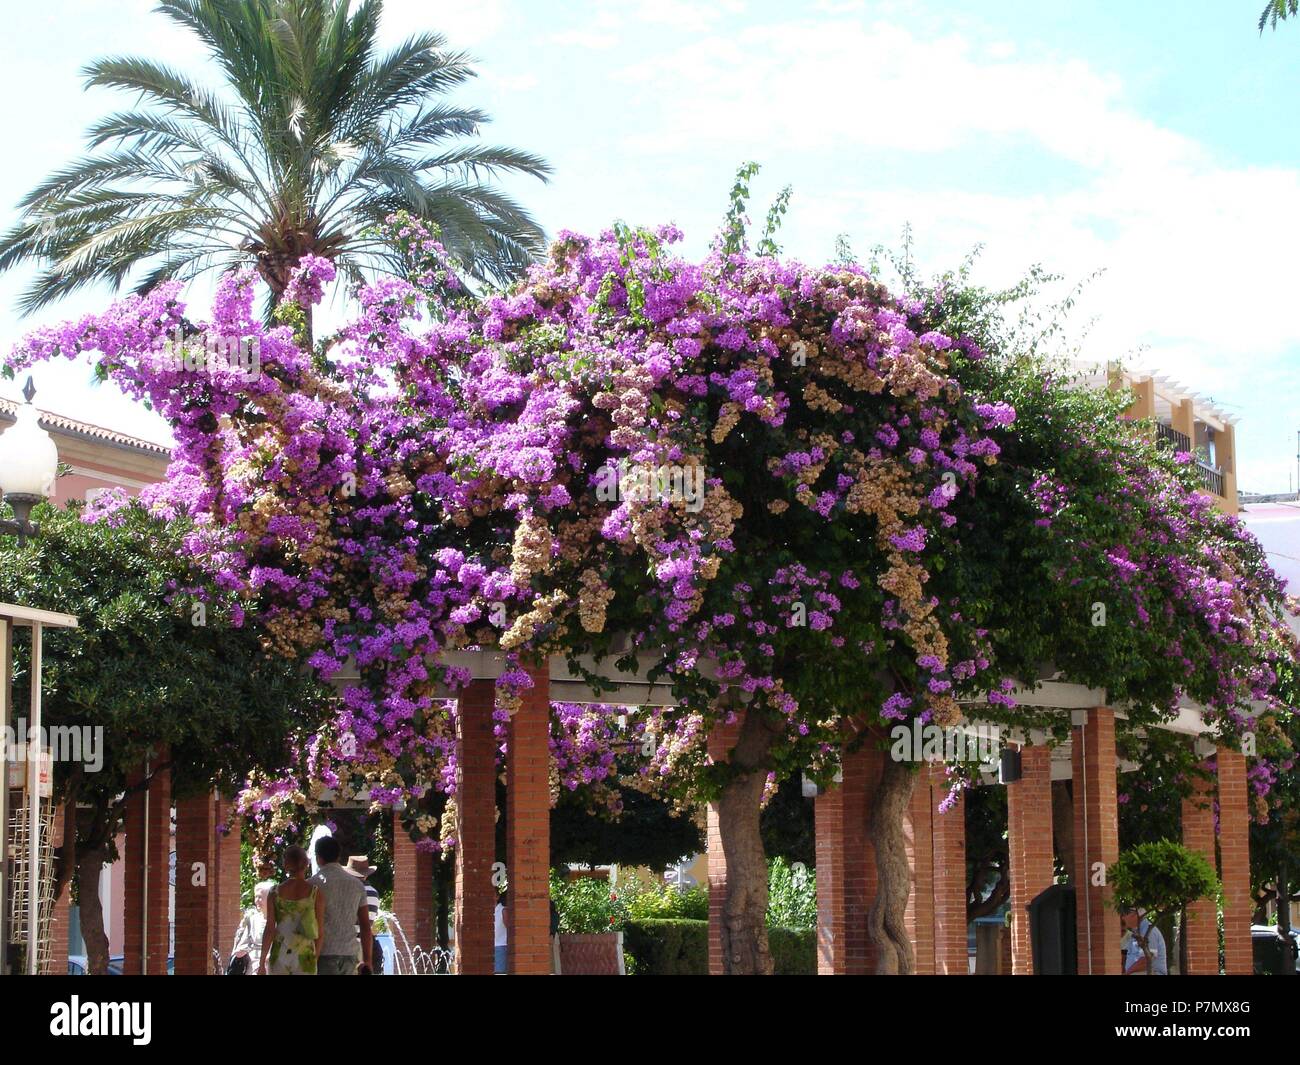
[0,377,59,545]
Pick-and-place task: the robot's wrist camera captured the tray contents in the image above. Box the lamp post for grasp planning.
[0,378,58,545]
[0,376,61,975]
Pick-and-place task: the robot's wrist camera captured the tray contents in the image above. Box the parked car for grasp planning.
[1252,924,1300,974]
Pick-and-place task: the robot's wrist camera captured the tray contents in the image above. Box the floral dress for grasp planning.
[267,886,319,975]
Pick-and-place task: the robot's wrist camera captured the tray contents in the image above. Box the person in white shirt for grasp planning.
[309,836,373,975]
[1122,909,1168,975]
[229,880,274,974]
[494,892,508,974]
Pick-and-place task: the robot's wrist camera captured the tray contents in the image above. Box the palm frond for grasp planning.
[3,0,550,314]
[1260,1,1299,31]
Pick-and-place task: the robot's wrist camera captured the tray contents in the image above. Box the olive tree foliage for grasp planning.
[0,498,331,973]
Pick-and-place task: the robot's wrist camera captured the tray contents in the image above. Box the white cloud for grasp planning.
[546,29,621,50]
[592,12,1300,489]
[377,0,508,48]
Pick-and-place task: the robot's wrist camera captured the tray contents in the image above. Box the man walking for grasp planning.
[1121,908,1168,975]
[345,854,383,974]
[311,836,374,975]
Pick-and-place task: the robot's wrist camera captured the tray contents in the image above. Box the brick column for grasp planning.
[122,759,171,975]
[1217,748,1252,975]
[455,679,497,975]
[214,800,241,966]
[1072,708,1120,975]
[931,770,968,975]
[174,792,212,975]
[42,807,72,975]
[393,814,434,954]
[174,791,242,975]
[814,745,880,974]
[706,714,745,975]
[506,664,551,974]
[1181,773,1219,975]
[906,763,936,974]
[1007,744,1054,975]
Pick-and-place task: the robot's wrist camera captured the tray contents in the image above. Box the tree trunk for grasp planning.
[868,751,919,973]
[715,710,776,975]
[257,255,314,351]
[76,846,110,975]
[51,794,78,904]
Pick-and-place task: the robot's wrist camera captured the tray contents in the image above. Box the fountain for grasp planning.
[379,910,454,975]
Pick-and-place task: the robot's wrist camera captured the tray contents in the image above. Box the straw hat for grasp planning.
[344,855,378,878]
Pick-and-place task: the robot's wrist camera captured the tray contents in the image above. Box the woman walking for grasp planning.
[258,846,324,975]
[229,879,275,974]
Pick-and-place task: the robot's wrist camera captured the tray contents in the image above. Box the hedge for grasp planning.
[622,919,815,975]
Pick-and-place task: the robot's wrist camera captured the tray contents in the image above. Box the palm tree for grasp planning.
[1260,1,1299,31]
[0,0,551,316]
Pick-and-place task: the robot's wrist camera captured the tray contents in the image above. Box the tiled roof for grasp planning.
[0,397,171,457]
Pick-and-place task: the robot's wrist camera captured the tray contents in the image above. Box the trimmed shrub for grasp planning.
[769,925,817,974]
[624,919,708,975]
[623,918,815,974]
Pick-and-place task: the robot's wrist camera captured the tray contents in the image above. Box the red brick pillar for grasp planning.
[393,815,434,953]
[506,663,551,974]
[1217,747,1252,975]
[122,759,171,975]
[931,770,968,975]
[1007,744,1054,974]
[455,678,497,975]
[814,745,880,974]
[1181,773,1219,974]
[174,792,211,975]
[706,713,745,975]
[43,809,71,975]
[906,763,936,974]
[213,799,241,966]
[1072,708,1121,975]
[174,791,242,975]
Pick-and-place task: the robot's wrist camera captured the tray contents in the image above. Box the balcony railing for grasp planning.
[1153,422,1225,498]
[1196,462,1224,497]
[1154,422,1191,453]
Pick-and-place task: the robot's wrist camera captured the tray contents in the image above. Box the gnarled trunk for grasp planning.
[75,845,110,975]
[716,710,776,975]
[868,753,918,973]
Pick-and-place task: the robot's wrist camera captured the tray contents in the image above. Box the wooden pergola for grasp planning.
[317,651,1256,975]
[123,647,1254,975]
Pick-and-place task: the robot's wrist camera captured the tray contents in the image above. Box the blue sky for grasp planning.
[2,0,1298,491]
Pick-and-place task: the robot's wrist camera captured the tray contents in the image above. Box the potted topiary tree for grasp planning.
[1109,840,1221,975]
